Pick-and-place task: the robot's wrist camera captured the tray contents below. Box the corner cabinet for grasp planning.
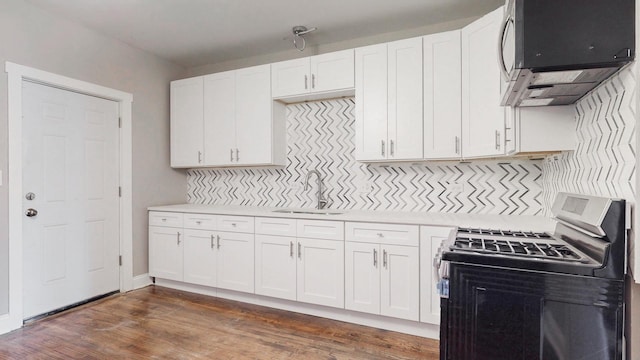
[355,38,423,161]
[170,65,286,168]
[461,6,506,158]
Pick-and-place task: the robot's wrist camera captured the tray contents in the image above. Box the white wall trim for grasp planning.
[132,274,153,289]
[2,62,134,334]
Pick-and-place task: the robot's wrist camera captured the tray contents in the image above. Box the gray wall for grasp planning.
[0,0,188,315]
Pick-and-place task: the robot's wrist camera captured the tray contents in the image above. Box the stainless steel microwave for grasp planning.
[500,0,635,107]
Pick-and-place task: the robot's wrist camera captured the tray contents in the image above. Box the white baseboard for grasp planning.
[132,274,152,290]
[155,279,439,340]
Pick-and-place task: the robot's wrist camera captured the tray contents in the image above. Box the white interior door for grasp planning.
[22,81,120,320]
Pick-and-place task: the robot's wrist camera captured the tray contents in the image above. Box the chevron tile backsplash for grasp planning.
[188,98,544,215]
[541,64,636,213]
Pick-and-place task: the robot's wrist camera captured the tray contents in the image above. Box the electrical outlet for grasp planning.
[358,181,374,194]
[448,182,464,194]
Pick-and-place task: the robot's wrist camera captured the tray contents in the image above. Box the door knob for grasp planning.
[25,208,38,217]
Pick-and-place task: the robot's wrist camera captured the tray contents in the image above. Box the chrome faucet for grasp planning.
[304,170,328,210]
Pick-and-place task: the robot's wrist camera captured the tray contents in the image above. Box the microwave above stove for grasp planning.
[500,0,635,107]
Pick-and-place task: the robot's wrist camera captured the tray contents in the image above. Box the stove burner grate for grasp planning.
[457,228,552,239]
[452,237,585,262]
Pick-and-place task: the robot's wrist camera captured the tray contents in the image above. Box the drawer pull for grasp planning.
[177,232,181,245]
[377,233,384,238]
[217,235,221,249]
[231,223,237,227]
[161,218,167,222]
[196,220,202,225]
[298,242,302,259]
[383,249,388,268]
[290,241,294,257]
[210,235,214,249]
[373,248,378,267]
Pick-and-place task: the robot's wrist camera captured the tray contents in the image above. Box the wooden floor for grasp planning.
[0,286,439,359]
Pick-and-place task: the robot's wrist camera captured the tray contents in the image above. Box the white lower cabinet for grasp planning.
[149,226,184,282]
[345,222,420,321]
[419,226,456,325]
[149,212,255,293]
[217,231,255,293]
[255,217,345,309]
[297,237,345,308]
[183,229,217,287]
[255,234,297,300]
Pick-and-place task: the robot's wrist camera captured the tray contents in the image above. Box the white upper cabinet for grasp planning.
[198,64,285,168]
[271,49,354,101]
[423,30,462,160]
[203,71,235,166]
[355,38,423,162]
[388,38,424,160]
[461,6,506,158]
[355,43,388,161]
[170,77,204,167]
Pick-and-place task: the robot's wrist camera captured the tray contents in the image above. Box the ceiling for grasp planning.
[25,0,504,68]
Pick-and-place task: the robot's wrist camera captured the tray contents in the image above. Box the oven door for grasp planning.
[442,262,624,360]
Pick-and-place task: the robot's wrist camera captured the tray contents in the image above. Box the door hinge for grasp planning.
[119,255,122,266]
[118,117,122,128]
[119,186,122,197]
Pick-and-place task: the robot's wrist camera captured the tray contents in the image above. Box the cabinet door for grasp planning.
[310,49,354,93]
[387,37,423,160]
[183,229,217,287]
[216,231,255,293]
[424,30,462,159]
[149,226,183,281]
[271,58,310,98]
[461,7,505,158]
[203,71,236,166]
[170,77,204,168]
[380,245,419,321]
[345,242,380,315]
[255,234,297,301]
[297,238,345,308]
[420,226,455,324]
[235,64,273,165]
[355,43,388,161]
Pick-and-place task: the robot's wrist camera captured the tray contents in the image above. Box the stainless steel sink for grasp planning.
[272,209,343,215]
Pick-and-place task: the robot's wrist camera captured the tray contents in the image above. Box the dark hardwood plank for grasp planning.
[0,286,439,359]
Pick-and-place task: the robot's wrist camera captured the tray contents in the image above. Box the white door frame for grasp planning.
[2,62,134,334]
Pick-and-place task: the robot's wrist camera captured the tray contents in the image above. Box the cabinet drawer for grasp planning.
[255,217,296,237]
[149,211,184,228]
[346,222,419,246]
[297,220,344,240]
[218,215,255,233]
[184,213,217,230]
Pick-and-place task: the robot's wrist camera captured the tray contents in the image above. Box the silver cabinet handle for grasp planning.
[217,235,220,249]
[177,232,181,245]
[495,130,501,150]
[390,140,394,156]
[455,136,460,155]
[311,74,315,89]
[196,220,201,225]
[198,151,202,163]
[304,75,308,89]
[210,234,214,249]
[298,242,302,259]
[377,233,384,238]
[373,248,378,267]
[235,148,239,162]
[230,148,233,162]
[383,249,387,268]
[290,241,294,257]
[381,140,385,156]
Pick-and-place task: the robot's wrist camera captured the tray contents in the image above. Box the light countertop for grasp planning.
[148,204,556,232]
